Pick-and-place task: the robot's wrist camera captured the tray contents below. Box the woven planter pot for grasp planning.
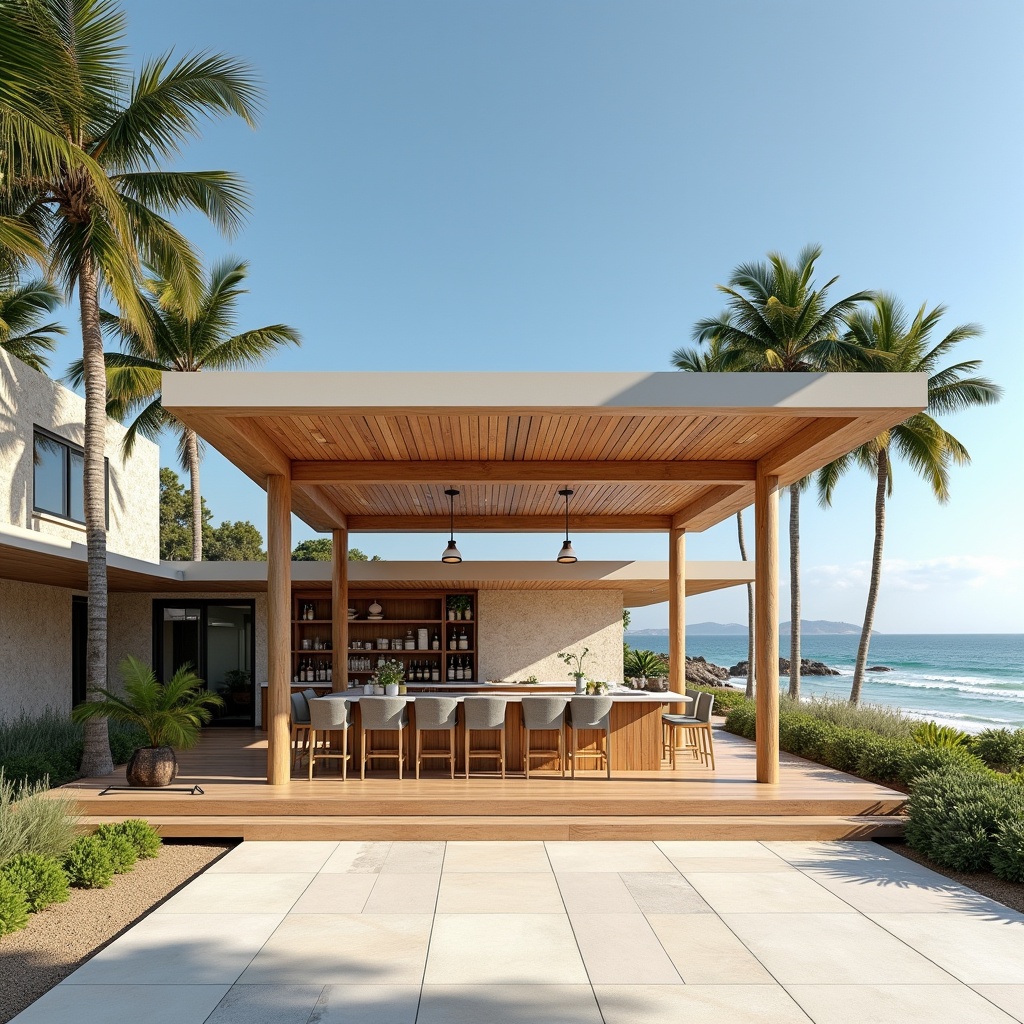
[126,746,178,787]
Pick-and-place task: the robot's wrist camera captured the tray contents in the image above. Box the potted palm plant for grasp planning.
[71,656,223,787]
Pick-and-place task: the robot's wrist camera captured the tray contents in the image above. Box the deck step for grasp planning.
[76,813,905,842]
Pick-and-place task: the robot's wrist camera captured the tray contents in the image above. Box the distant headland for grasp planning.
[628,620,878,637]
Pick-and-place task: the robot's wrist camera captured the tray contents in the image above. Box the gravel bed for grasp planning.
[880,839,1024,915]
[0,840,233,1024]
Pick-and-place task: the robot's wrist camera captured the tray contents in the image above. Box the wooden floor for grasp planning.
[63,726,907,841]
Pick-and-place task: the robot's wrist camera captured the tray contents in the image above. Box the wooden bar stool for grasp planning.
[359,697,409,779]
[664,691,716,769]
[462,697,508,779]
[522,696,569,778]
[567,695,613,778]
[307,697,352,779]
[413,696,459,779]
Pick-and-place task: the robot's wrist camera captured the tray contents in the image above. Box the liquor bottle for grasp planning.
[431,631,440,651]
[449,631,457,650]
[327,664,332,683]
[300,660,307,683]
[458,629,468,650]
[431,664,440,682]
[447,657,455,681]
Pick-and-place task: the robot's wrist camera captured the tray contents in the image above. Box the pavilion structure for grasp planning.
[163,370,926,787]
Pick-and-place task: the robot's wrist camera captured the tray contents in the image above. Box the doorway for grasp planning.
[152,600,256,726]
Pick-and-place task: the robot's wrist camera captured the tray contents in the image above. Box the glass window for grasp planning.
[33,433,66,517]
[69,449,84,523]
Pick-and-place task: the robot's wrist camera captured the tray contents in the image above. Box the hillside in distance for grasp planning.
[628,620,877,637]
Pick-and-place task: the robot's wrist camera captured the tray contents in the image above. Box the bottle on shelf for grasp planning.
[458,629,469,650]
[431,631,440,651]
[447,657,455,681]
[431,663,440,682]
[327,663,333,683]
[449,632,457,650]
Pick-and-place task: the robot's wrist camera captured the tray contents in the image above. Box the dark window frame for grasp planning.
[32,426,108,527]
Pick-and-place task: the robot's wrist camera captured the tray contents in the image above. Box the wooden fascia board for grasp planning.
[670,486,748,532]
[344,514,672,532]
[291,460,757,485]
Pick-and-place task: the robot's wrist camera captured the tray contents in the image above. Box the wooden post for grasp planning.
[668,526,686,698]
[267,474,292,786]
[332,528,348,691]
[755,468,780,784]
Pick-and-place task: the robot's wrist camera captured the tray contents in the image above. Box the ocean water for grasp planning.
[627,633,1024,733]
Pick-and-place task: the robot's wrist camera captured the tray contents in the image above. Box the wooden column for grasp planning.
[266,475,292,786]
[332,528,348,691]
[668,526,686,696]
[755,467,780,784]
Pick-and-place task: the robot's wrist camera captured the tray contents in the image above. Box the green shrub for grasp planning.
[992,819,1024,883]
[725,703,756,740]
[972,729,1024,772]
[0,876,29,935]
[854,734,914,784]
[912,721,971,749]
[783,694,915,739]
[688,686,750,715]
[0,770,77,864]
[899,745,987,787]
[103,819,161,859]
[0,853,70,912]
[94,828,138,873]
[64,835,115,889]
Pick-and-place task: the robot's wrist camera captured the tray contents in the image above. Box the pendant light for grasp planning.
[556,487,577,563]
[441,488,462,563]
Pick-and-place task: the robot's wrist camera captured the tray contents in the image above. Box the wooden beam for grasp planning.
[332,528,348,692]
[291,459,757,485]
[222,416,291,479]
[301,486,348,530]
[344,514,672,532]
[755,467,779,784]
[266,475,292,786]
[671,486,745,531]
[668,527,686,697]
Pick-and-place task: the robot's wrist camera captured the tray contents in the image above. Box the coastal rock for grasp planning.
[729,658,840,678]
[685,656,731,687]
[868,665,892,672]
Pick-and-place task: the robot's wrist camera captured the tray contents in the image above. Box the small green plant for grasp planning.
[624,648,668,679]
[972,728,1024,772]
[95,829,138,873]
[557,647,591,680]
[104,819,162,859]
[525,674,538,684]
[0,770,78,864]
[992,819,1024,883]
[0,853,70,912]
[372,659,405,689]
[447,595,471,614]
[0,876,29,935]
[912,721,970,749]
[64,835,115,889]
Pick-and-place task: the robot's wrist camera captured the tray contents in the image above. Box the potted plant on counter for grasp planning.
[72,656,223,787]
[557,647,591,694]
[448,595,472,620]
[372,659,405,697]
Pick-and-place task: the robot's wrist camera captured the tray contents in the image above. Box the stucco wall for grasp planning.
[477,590,624,683]
[0,579,73,719]
[0,349,159,562]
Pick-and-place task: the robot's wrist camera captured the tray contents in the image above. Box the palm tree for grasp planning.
[689,245,874,700]
[0,0,259,776]
[817,295,1001,703]
[672,335,756,696]
[68,259,300,559]
[0,276,65,373]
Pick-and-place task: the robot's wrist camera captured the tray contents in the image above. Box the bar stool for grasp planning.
[462,696,508,779]
[307,697,351,779]
[664,691,716,769]
[359,696,409,779]
[522,696,569,778]
[413,696,459,779]
[290,691,311,768]
[567,696,614,778]
[662,689,700,763]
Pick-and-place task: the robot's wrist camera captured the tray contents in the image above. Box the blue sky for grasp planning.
[48,1,1024,633]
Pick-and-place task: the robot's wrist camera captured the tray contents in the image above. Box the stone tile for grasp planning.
[291,873,377,913]
[686,871,855,914]
[972,987,1024,1023]
[569,913,682,984]
[380,841,446,874]
[646,914,774,984]
[669,857,800,874]
[66,914,284,985]
[362,872,440,914]
[545,841,674,873]
[155,872,314,915]
[206,841,338,874]
[620,872,711,913]
[425,914,588,984]
[417,985,602,1023]
[870,913,1024,984]
[320,841,392,873]
[763,841,908,868]
[206,984,324,1024]
[657,840,786,861]
[8,985,230,1024]
[722,912,952,985]
[443,841,552,873]
[436,871,564,913]
[595,984,812,1024]
[787,984,1019,1024]
[308,984,421,1023]
[237,914,432,985]
[556,871,641,915]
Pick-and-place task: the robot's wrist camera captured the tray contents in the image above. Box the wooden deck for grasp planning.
[63,726,907,841]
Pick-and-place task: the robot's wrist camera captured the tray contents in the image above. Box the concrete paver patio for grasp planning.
[11,840,1024,1024]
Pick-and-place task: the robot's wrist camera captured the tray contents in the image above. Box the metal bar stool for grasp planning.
[567,695,614,778]
[521,696,569,778]
[413,696,459,779]
[290,691,311,769]
[462,697,508,779]
[307,697,352,779]
[359,696,410,779]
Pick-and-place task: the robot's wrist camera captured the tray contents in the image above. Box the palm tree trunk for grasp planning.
[736,511,755,698]
[77,255,113,777]
[851,448,888,704]
[788,484,801,699]
[185,428,202,560]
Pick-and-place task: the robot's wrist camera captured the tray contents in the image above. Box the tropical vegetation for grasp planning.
[0,0,260,777]
[0,274,65,372]
[292,538,382,561]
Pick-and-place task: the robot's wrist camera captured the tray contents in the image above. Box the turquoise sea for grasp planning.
[627,633,1024,733]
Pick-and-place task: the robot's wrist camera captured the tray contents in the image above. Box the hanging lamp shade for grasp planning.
[441,488,463,563]
[441,539,463,564]
[556,488,578,563]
